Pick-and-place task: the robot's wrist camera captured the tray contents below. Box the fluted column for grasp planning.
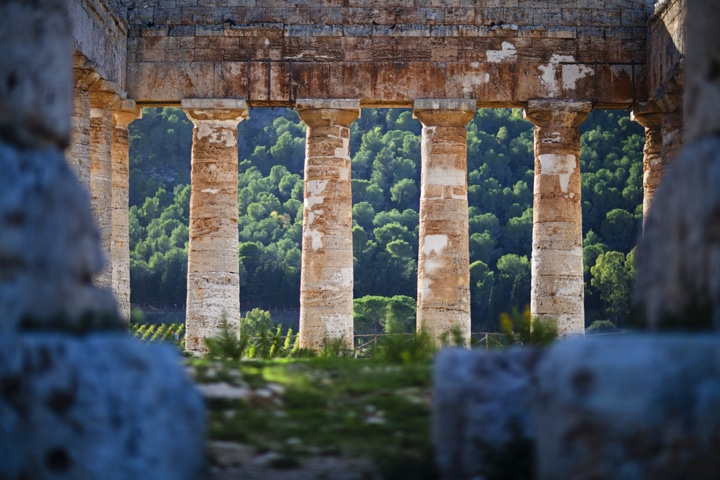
[182,99,248,352]
[296,99,360,350]
[66,55,100,187]
[631,103,663,223]
[90,81,121,291]
[524,100,591,335]
[413,99,476,342]
[111,100,141,322]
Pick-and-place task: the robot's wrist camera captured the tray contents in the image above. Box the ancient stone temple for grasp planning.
[64,0,684,348]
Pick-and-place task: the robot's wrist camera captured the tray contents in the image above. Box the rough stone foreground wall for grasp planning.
[0,0,118,329]
[0,2,206,476]
[69,0,128,90]
[434,336,720,480]
[122,0,650,106]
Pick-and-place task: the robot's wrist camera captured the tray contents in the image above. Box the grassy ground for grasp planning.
[187,357,438,479]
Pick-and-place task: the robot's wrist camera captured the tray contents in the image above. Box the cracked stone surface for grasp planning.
[0,334,205,480]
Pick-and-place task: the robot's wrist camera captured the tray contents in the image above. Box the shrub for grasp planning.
[499,307,557,347]
[204,314,250,360]
[320,337,353,358]
[374,330,436,364]
[586,320,619,334]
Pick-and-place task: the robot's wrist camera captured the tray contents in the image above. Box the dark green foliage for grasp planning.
[499,307,557,347]
[439,326,468,347]
[203,310,310,360]
[128,108,193,206]
[590,249,635,326]
[354,295,416,335]
[374,330,436,364]
[320,337,354,358]
[204,315,251,360]
[586,320,619,334]
[129,107,643,328]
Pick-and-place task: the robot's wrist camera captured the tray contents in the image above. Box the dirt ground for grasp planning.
[207,441,380,480]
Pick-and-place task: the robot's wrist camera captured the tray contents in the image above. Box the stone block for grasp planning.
[534,335,720,480]
[434,335,720,479]
[0,143,118,331]
[0,334,205,480]
[433,347,542,480]
[0,0,72,149]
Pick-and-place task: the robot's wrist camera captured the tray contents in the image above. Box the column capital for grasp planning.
[90,80,122,110]
[296,98,360,128]
[73,67,101,91]
[654,86,683,114]
[523,100,592,128]
[73,52,101,90]
[412,98,476,127]
[111,99,142,128]
[181,98,248,125]
[631,102,663,129]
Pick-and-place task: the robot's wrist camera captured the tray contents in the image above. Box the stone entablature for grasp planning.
[120,0,650,107]
[69,0,129,91]
[648,0,685,102]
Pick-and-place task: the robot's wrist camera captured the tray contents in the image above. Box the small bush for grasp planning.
[203,311,301,360]
[374,330,436,364]
[439,326,466,348]
[586,320,618,334]
[320,337,353,358]
[205,314,250,360]
[499,307,557,347]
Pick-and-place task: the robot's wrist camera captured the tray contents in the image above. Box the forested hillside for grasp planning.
[128,107,643,331]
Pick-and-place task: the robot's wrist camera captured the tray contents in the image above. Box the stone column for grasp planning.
[657,91,684,169]
[181,99,248,353]
[111,100,141,322]
[90,81,121,292]
[631,103,663,222]
[296,99,360,350]
[413,99,476,342]
[66,55,100,187]
[524,100,591,335]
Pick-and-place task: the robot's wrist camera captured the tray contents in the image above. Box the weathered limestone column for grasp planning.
[296,99,360,350]
[524,100,591,335]
[90,81,121,291]
[631,103,663,222]
[657,91,684,168]
[66,55,100,187]
[111,100,141,322]
[182,99,248,352]
[413,99,476,342]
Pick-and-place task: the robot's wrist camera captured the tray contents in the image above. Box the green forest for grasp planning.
[128,106,643,332]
